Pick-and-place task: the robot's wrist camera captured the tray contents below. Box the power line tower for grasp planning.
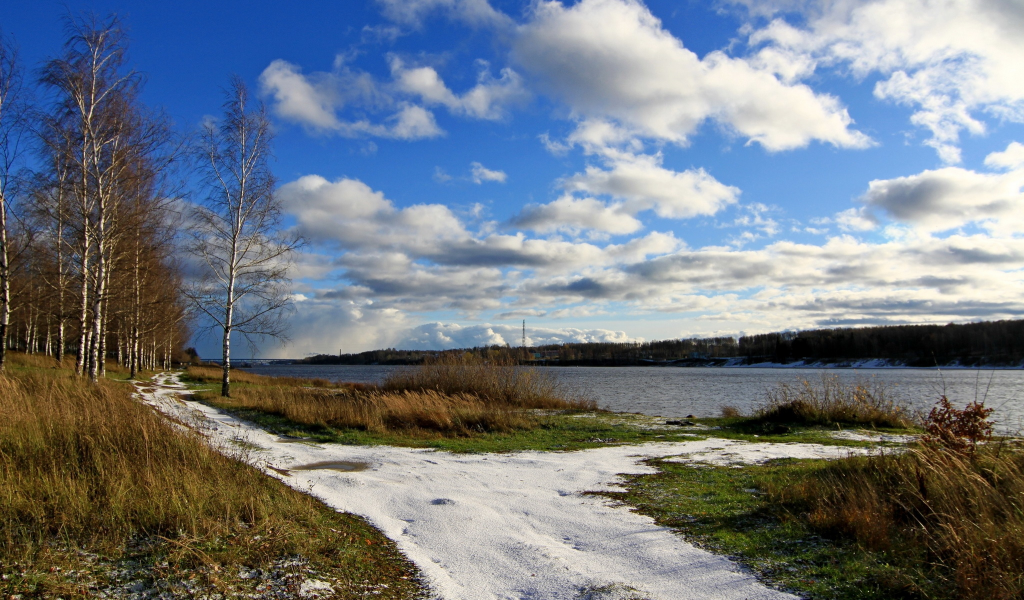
[522,320,526,347]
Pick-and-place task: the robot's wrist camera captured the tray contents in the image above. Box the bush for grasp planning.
[923,396,994,455]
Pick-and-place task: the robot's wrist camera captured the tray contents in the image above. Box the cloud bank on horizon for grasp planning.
[239,0,1024,357]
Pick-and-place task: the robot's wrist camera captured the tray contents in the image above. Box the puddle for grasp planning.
[276,435,316,443]
[289,460,370,473]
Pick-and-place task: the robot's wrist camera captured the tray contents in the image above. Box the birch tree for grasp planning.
[185,77,300,397]
[40,15,178,379]
[0,32,27,372]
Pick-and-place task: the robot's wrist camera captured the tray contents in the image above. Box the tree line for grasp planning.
[307,320,1024,367]
[0,15,298,395]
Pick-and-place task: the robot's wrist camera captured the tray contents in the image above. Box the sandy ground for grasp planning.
[137,373,874,600]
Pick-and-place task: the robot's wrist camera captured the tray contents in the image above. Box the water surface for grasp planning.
[244,364,1024,433]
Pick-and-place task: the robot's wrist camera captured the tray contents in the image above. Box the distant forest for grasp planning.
[302,320,1024,367]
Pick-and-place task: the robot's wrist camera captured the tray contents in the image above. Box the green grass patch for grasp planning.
[194,393,712,452]
[597,458,923,600]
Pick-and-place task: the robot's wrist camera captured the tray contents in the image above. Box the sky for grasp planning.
[6,0,1024,358]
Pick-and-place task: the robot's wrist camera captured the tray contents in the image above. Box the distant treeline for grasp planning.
[301,320,1024,367]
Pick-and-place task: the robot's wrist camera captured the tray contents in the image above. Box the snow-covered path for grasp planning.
[137,373,865,600]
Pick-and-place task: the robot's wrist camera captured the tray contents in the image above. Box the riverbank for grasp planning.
[173,361,1022,600]
[6,353,1019,599]
[145,372,890,600]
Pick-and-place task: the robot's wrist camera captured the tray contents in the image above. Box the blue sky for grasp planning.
[7,0,1024,358]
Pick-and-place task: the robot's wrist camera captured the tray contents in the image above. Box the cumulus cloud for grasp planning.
[745,0,1024,162]
[259,60,342,130]
[400,322,635,349]
[470,161,507,183]
[511,152,739,235]
[259,60,443,139]
[833,208,878,232]
[279,175,469,254]
[512,195,642,235]
[259,299,414,358]
[533,234,1024,317]
[390,57,529,120]
[513,0,871,152]
[860,165,1024,233]
[272,167,1024,356]
[985,141,1024,170]
[564,154,740,219]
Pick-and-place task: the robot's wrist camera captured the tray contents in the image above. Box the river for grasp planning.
[242,364,1024,433]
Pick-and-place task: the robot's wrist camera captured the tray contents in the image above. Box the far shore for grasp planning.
[223,357,1024,370]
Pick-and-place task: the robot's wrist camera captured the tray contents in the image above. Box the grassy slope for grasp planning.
[0,353,427,599]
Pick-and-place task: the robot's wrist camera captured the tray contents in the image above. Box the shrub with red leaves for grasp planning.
[923,396,994,455]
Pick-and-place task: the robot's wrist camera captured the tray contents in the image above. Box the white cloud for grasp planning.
[746,0,1024,162]
[434,166,453,183]
[985,141,1024,171]
[387,103,445,139]
[563,153,740,219]
[834,208,878,232]
[390,57,528,120]
[278,175,470,253]
[470,161,507,184]
[860,165,1024,233]
[512,195,642,235]
[512,151,739,235]
[273,171,1024,356]
[259,60,443,139]
[399,322,635,349]
[259,60,342,130]
[513,0,871,152]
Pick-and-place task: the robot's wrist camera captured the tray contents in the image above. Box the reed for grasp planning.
[755,373,914,428]
[772,443,1024,599]
[212,385,540,435]
[382,352,593,410]
[201,354,594,437]
[185,364,339,389]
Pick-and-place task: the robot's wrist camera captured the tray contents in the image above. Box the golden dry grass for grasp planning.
[0,353,423,597]
[211,385,540,436]
[186,364,343,390]
[192,354,594,437]
[756,373,915,428]
[774,444,1024,599]
[382,353,593,409]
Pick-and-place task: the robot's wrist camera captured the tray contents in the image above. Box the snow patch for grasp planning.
[661,439,873,467]
[829,430,917,444]
[134,373,889,600]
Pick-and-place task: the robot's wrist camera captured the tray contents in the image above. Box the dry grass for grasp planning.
[773,443,1024,599]
[719,405,742,418]
[0,353,423,597]
[194,354,594,437]
[382,353,594,410]
[212,386,540,436]
[756,373,915,428]
[186,365,342,390]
